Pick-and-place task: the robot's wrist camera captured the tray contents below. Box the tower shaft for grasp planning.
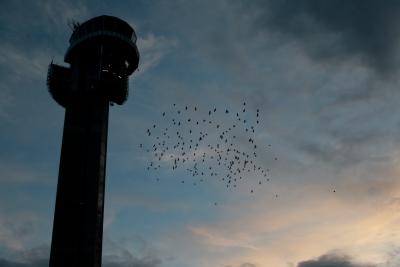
[50,99,109,267]
[47,15,139,267]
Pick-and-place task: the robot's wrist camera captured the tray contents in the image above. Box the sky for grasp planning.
[1,0,400,267]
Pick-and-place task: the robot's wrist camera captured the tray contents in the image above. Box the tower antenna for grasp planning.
[67,19,80,31]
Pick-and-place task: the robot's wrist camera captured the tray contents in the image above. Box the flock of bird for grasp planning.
[140,102,278,198]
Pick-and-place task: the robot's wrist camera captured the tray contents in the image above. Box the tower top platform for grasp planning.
[48,15,139,107]
[65,15,139,75]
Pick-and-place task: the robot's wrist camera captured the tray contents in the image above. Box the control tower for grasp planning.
[47,15,139,267]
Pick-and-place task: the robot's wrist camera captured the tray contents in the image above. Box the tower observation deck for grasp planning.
[47,15,139,267]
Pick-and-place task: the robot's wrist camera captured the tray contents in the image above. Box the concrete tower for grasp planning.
[47,15,139,267]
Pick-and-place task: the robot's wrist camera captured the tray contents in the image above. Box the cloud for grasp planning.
[0,161,52,185]
[0,44,50,82]
[0,257,161,267]
[102,243,162,267]
[38,0,88,29]
[239,264,257,267]
[0,89,14,121]
[0,258,48,267]
[383,247,400,267]
[251,0,400,75]
[189,226,258,250]
[226,263,257,267]
[0,214,41,252]
[0,245,48,267]
[138,1,400,173]
[102,235,162,267]
[149,1,400,77]
[136,33,178,74]
[297,253,375,267]
[103,257,161,267]
[177,173,400,267]
[0,240,162,267]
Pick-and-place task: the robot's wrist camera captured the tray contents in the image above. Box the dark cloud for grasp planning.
[0,258,47,267]
[297,253,375,267]
[2,219,35,239]
[102,235,162,267]
[252,0,400,75]
[103,256,161,267]
[225,263,257,267]
[0,242,161,267]
[0,256,161,267]
[239,264,257,267]
[297,130,386,166]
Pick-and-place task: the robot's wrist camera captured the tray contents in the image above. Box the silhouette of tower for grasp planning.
[47,15,139,267]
